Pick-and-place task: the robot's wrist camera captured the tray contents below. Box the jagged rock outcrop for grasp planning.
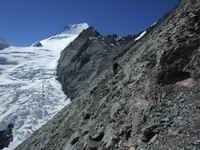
[32,41,43,47]
[16,0,200,149]
[56,27,140,99]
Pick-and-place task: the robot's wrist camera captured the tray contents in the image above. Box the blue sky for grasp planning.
[0,0,178,46]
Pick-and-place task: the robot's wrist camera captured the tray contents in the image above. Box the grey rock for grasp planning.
[102,126,116,148]
[57,27,129,99]
[15,0,200,150]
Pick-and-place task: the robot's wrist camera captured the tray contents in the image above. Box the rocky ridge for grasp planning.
[16,0,200,149]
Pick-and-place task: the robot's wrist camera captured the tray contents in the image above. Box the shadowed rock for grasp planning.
[0,123,14,149]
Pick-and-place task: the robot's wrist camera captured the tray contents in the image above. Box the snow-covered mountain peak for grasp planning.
[32,23,89,51]
[61,23,89,35]
[0,23,87,150]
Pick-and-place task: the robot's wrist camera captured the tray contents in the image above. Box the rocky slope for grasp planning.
[56,27,141,99]
[16,0,200,149]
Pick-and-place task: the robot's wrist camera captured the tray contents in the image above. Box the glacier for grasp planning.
[0,23,89,150]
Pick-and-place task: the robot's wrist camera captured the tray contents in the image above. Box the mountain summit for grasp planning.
[61,23,89,34]
[32,23,89,51]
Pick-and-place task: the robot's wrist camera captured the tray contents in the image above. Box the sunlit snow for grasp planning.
[0,23,89,149]
[135,30,147,41]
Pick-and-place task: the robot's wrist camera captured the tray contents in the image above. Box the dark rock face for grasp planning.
[32,42,43,47]
[16,0,200,150]
[57,27,137,99]
[157,68,191,85]
[0,123,14,149]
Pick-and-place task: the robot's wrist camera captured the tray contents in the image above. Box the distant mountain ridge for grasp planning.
[0,38,9,50]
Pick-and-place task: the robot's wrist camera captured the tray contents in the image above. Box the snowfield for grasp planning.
[0,23,89,149]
